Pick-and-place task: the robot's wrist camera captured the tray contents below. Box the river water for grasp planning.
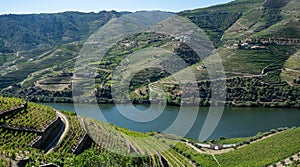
[43,103,300,140]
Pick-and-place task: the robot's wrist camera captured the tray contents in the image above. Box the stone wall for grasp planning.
[0,103,26,119]
[72,133,93,155]
[10,158,29,167]
[31,117,63,150]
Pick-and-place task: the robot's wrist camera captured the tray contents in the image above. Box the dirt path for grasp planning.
[185,142,223,166]
[55,110,70,146]
[46,110,70,154]
[284,68,300,73]
[212,154,221,167]
[158,65,275,85]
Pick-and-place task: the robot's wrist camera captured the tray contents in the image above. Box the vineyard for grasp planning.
[0,97,23,114]
[172,142,218,166]
[0,96,299,166]
[83,117,197,167]
[0,128,43,166]
[216,127,300,166]
[0,97,59,166]
[84,118,131,155]
[1,102,57,131]
[53,112,86,154]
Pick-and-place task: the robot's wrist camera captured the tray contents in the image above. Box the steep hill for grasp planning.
[0,11,122,53]
[0,0,299,107]
[0,97,299,166]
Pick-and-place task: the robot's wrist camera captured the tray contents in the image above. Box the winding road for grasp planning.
[46,110,70,154]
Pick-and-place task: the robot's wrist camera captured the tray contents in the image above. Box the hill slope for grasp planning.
[0,0,299,107]
[0,97,299,166]
[0,11,122,53]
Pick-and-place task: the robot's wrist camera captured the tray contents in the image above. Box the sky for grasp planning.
[0,0,232,15]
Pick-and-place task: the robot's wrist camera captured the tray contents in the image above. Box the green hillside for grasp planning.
[180,0,264,45]
[0,11,121,53]
[0,97,299,166]
[0,0,300,166]
[0,0,299,107]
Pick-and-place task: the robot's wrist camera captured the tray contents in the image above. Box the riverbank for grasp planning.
[5,94,299,109]
[41,102,300,141]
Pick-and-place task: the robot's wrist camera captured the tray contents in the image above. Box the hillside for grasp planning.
[0,97,299,166]
[0,11,122,53]
[0,0,299,108]
[132,0,300,107]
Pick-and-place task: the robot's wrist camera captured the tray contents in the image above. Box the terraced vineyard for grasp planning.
[216,127,300,166]
[0,96,299,166]
[84,118,131,155]
[1,102,57,131]
[172,142,219,167]
[54,112,86,154]
[0,128,39,158]
[0,97,23,114]
[0,0,299,166]
[83,117,197,166]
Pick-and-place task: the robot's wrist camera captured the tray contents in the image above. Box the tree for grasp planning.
[167,95,173,104]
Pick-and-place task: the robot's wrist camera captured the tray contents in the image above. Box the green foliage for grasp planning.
[214,137,250,145]
[226,77,300,108]
[54,113,85,154]
[263,0,291,9]
[0,54,6,66]
[0,11,120,53]
[68,148,137,167]
[0,97,300,166]
[216,127,300,166]
[0,128,40,160]
[0,96,23,113]
[0,0,299,109]
[255,7,282,32]
[181,11,241,46]
[2,102,57,130]
[173,142,218,167]
[0,44,82,91]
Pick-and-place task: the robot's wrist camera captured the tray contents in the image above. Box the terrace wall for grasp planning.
[31,117,63,150]
[0,103,27,119]
[72,133,93,155]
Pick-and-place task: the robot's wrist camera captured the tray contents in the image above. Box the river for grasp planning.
[42,103,300,140]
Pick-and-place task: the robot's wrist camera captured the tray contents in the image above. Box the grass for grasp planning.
[216,127,300,166]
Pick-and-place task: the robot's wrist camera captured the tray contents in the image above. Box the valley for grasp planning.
[0,0,299,108]
[0,0,300,166]
[0,96,299,166]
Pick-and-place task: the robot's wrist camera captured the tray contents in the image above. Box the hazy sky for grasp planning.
[0,0,232,14]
